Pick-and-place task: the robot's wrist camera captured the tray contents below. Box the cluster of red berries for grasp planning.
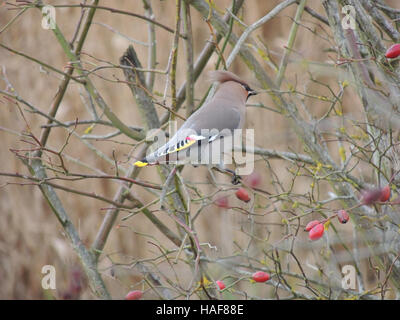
[305,209,349,241]
[127,177,394,298]
[305,185,392,241]
[305,220,325,241]
[214,172,394,244]
[216,271,271,291]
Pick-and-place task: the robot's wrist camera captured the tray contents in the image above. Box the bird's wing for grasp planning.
[136,128,207,166]
[185,102,242,133]
[163,105,241,153]
[154,131,207,157]
[134,104,241,166]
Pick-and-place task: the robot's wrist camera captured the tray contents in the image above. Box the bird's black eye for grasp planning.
[242,84,256,94]
[240,83,257,99]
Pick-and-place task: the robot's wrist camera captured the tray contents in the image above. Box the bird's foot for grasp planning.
[224,168,241,185]
[231,173,241,185]
[212,166,241,185]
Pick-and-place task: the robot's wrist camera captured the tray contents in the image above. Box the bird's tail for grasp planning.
[133,158,149,167]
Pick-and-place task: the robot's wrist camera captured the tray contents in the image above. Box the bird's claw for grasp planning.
[231,174,241,185]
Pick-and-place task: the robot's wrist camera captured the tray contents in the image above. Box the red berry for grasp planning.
[125,290,143,300]
[308,223,324,241]
[235,188,250,203]
[216,280,226,290]
[379,185,391,202]
[214,196,230,209]
[244,172,262,188]
[361,188,382,205]
[337,209,349,224]
[385,44,400,59]
[305,220,320,232]
[252,271,270,282]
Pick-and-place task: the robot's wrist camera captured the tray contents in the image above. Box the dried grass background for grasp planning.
[1,0,400,299]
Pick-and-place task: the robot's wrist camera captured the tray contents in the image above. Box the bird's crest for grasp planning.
[208,70,250,88]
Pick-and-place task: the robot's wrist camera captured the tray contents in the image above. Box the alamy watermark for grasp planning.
[144,124,255,175]
[342,5,356,30]
[41,5,56,30]
[41,265,56,290]
[341,264,357,290]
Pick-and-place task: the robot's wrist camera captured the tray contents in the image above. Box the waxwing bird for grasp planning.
[134,70,257,175]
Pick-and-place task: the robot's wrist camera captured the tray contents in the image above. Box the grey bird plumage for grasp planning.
[134,70,257,167]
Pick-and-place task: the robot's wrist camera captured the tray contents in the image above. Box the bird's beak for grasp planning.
[248,90,258,97]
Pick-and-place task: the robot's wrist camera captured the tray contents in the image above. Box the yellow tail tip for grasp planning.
[133,160,148,167]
